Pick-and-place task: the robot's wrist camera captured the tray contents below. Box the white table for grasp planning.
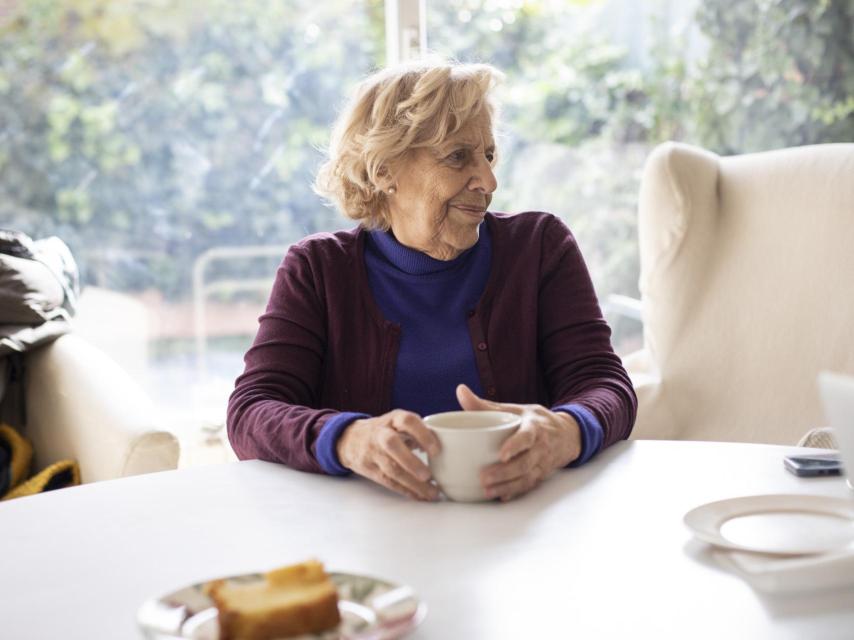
[2,440,853,639]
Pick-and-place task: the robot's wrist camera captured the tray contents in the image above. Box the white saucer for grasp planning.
[684,494,854,556]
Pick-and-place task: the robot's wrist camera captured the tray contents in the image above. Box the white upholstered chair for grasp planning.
[624,142,854,445]
[25,333,179,483]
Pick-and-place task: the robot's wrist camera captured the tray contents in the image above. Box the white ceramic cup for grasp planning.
[423,410,521,502]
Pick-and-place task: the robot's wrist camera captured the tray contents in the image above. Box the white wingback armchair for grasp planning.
[625,142,854,445]
[24,333,179,483]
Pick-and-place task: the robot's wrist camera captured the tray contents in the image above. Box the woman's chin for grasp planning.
[447,228,481,256]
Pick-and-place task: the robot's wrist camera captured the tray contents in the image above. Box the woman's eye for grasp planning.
[485,152,495,164]
[446,150,466,163]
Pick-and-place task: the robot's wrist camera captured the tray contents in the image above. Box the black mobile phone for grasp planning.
[783,453,844,477]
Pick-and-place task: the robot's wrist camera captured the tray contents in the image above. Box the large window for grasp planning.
[2,0,851,438]
[1,0,384,435]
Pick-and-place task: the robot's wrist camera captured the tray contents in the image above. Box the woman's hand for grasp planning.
[456,384,582,502]
[336,410,442,501]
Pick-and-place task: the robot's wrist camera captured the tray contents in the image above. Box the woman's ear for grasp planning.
[374,165,389,188]
[375,165,396,194]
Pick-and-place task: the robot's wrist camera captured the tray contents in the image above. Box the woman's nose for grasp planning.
[469,155,498,194]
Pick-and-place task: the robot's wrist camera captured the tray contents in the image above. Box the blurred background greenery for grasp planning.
[1,0,852,430]
[1,0,384,296]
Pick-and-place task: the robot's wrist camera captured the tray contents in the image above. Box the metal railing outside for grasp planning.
[191,245,289,380]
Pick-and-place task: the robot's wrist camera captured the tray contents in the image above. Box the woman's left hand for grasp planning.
[456,384,583,502]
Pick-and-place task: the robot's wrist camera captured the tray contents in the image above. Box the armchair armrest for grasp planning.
[603,294,645,357]
[604,294,643,322]
[24,333,179,483]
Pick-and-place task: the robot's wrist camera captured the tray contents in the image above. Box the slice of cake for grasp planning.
[204,560,341,640]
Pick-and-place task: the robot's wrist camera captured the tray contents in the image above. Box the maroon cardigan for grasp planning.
[227,211,637,473]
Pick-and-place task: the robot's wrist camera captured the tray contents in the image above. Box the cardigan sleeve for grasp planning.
[537,216,637,450]
[227,242,350,474]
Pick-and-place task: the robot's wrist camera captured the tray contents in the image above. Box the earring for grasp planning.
[388,186,396,195]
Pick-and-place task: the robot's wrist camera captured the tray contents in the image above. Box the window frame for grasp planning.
[385,0,426,64]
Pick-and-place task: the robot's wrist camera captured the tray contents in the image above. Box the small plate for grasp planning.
[684,494,854,556]
[137,571,426,639]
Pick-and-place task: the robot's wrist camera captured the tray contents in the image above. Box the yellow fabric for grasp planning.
[2,459,80,501]
[626,142,854,445]
[1,423,33,488]
[0,422,80,501]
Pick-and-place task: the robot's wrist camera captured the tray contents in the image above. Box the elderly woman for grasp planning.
[227,60,636,502]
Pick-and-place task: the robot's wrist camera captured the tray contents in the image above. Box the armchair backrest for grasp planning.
[628,142,854,444]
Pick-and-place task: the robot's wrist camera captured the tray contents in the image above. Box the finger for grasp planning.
[382,428,433,482]
[354,461,422,501]
[498,427,537,463]
[399,433,418,449]
[456,384,524,416]
[494,477,537,502]
[486,465,545,502]
[480,450,536,487]
[374,450,438,501]
[384,472,438,502]
[368,469,422,501]
[455,383,500,411]
[390,411,441,457]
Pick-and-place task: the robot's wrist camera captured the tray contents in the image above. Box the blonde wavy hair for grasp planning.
[314,59,503,229]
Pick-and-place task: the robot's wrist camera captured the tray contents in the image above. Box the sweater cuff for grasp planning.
[552,403,604,468]
[315,412,369,476]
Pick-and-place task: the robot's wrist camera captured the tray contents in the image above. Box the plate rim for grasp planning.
[684,493,854,556]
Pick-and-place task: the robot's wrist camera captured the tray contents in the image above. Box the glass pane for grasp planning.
[427,0,854,355]
[1,0,384,437]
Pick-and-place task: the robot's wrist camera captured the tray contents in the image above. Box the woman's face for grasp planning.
[386,109,497,260]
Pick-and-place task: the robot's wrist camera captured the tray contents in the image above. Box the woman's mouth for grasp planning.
[451,204,486,216]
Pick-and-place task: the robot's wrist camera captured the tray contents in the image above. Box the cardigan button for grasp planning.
[477,342,487,351]
[467,309,475,317]
[487,386,497,397]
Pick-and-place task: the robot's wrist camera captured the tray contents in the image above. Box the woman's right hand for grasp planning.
[336,410,441,501]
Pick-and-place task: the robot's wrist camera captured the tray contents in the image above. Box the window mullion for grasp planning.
[385,0,426,64]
